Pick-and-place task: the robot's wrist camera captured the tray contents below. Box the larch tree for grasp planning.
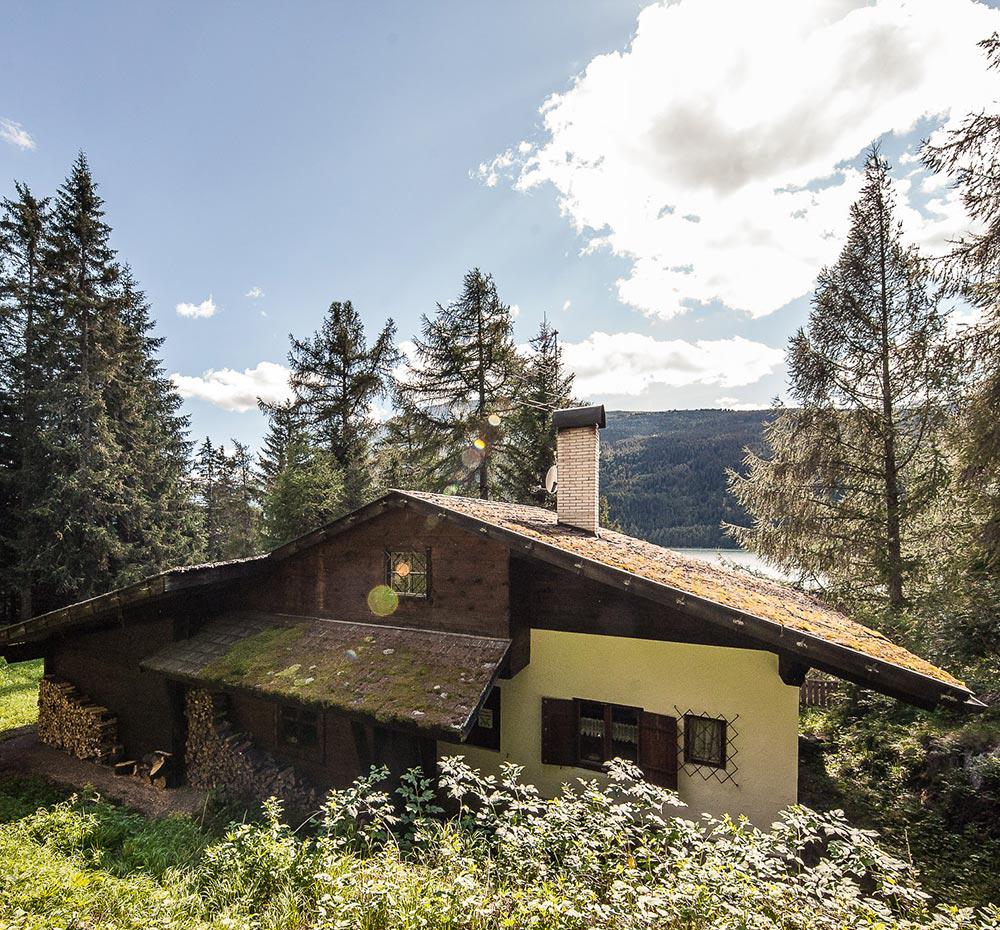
[498,317,576,505]
[727,150,953,609]
[398,268,521,499]
[923,34,1000,570]
[287,301,397,510]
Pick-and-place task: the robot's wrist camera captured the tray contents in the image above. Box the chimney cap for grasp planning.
[552,404,606,430]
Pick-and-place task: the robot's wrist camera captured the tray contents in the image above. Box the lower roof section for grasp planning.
[141,611,509,741]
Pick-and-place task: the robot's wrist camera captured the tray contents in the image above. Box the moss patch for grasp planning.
[192,618,501,732]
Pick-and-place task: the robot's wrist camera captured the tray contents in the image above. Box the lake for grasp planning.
[672,547,795,582]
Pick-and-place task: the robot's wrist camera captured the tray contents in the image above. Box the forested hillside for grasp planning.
[601,409,770,548]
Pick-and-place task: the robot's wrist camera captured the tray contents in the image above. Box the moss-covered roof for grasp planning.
[141,611,509,738]
[398,490,968,694]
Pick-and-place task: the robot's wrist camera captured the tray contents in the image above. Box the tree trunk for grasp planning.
[876,185,905,609]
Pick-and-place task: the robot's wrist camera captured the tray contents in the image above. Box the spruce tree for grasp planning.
[31,153,131,607]
[287,301,397,510]
[107,269,198,582]
[192,437,260,561]
[260,440,345,548]
[399,268,521,499]
[0,183,50,619]
[498,317,575,504]
[257,399,304,489]
[727,150,953,608]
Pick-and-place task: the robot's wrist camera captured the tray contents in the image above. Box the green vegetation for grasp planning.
[0,659,42,732]
[602,409,770,548]
[2,759,998,930]
[800,693,1000,908]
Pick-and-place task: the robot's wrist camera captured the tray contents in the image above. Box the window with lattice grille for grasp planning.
[385,550,429,597]
[683,714,726,768]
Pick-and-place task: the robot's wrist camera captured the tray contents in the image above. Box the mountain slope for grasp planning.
[601,409,772,548]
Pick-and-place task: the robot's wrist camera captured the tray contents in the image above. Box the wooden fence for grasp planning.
[800,678,840,708]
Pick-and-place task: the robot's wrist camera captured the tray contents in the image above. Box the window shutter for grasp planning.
[541,697,577,766]
[638,712,678,789]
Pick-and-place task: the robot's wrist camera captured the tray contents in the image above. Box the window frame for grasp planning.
[277,703,322,757]
[683,713,727,769]
[573,698,641,771]
[384,548,432,599]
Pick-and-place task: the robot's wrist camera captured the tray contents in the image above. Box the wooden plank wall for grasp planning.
[47,606,178,760]
[242,508,511,638]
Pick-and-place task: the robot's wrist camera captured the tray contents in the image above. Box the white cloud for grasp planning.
[484,0,1000,320]
[171,361,292,412]
[715,396,770,411]
[0,119,36,150]
[510,303,522,319]
[245,286,264,299]
[176,296,218,319]
[561,331,783,398]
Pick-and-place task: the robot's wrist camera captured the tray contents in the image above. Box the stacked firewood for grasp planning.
[185,689,317,810]
[37,676,122,763]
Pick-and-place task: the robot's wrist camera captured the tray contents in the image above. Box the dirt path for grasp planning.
[0,725,209,818]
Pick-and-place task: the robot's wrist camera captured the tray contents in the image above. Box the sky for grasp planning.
[3,0,1000,449]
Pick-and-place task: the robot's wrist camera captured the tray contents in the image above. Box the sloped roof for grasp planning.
[0,488,977,709]
[395,491,974,702]
[141,611,509,739]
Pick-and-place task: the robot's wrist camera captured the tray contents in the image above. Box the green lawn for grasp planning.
[0,659,43,733]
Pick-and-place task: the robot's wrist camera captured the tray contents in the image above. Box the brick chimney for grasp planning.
[553,404,606,535]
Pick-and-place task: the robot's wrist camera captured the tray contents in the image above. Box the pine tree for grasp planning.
[399,268,521,499]
[498,317,575,504]
[0,183,50,620]
[287,301,397,510]
[260,440,345,548]
[727,150,953,608]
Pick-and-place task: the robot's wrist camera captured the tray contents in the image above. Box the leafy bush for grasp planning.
[1,760,998,930]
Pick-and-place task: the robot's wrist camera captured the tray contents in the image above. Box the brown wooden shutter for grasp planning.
[638,711,678,789]
[541,697,577,766]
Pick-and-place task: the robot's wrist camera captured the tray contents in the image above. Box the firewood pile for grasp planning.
[37,676,122,763]
[185,689,318,809]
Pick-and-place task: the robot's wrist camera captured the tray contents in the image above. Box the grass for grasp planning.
[0,658,42,734]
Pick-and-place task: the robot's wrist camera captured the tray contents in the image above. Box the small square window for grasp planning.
[684,714,726,768]
[386,550,429,597]
[279,705,319,751]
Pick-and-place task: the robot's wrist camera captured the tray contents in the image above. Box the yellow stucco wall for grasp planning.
[440,628,800,827]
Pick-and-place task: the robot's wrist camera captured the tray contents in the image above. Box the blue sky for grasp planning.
[3,0,999,449]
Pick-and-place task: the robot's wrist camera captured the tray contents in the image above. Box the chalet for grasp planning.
[0,406,980,825]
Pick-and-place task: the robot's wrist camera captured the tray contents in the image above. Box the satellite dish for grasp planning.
[544,464,558,494]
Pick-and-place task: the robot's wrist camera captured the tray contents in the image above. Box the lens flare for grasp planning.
[473,438,486,450]
[394,561,411,577]
[367,584,398,617]
[461,447,483,468]
[487,413,502,427]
